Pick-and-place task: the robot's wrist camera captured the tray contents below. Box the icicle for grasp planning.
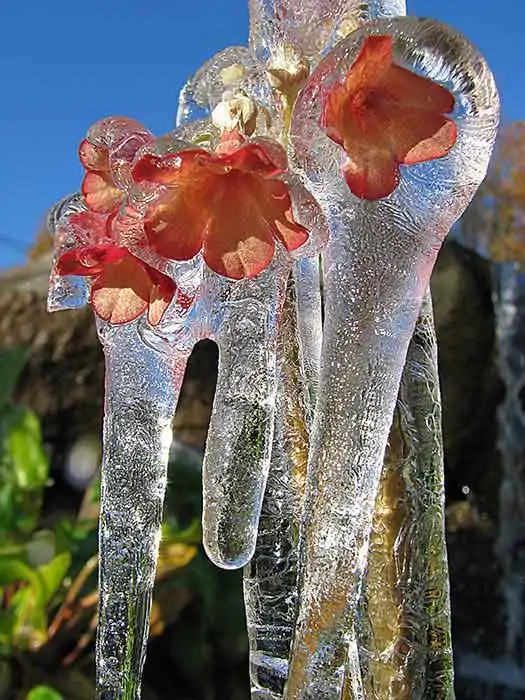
[286,18,498,698]
[360,290,454,700]
[244,271,321,698]
[96,322,191,698]
[201,260,289,569]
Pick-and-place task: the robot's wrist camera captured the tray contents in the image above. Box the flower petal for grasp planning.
[344,34,393,91]
[258,179,309,250]
[143,183,209,261]
[323,34,457,200]
[385,63,455,114]
[202,175,275,279]
[82,171,124,213]
[57,245,128,276]
[146,268,177,326]
[219,138,288,177]
[91,255,151,324]
[132,150,211,185]
[389,109,457,164]
[342,149,399,200]
[69,210,113,245]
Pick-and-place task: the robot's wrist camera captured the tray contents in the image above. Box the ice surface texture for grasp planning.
[248,0,406,63]
[95,321,190,699]
[361,291,454,699]
[46,4,501,699]
[285,18,499,699]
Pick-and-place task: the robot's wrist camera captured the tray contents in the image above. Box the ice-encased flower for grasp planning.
[132,130,309,279]
[56,211,176,326]
[79,117,153,213]
[323,34,457,199]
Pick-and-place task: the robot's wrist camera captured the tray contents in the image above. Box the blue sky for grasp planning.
[0,0,520,269]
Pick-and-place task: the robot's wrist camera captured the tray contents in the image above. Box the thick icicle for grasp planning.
[244,272,321,698]
[96,321,190,699]
[286,19,498,698]
[201,261,289,569]
[360,290,454,700]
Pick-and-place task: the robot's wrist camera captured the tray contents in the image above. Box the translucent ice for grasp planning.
[244,270,321,697]
[360,291,454,699]
[286,18,499,699]
[248,0,407,65]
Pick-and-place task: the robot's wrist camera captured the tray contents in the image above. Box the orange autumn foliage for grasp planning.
[460,121,525,262]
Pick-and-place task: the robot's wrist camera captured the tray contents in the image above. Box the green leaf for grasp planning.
[0,557,40,588]
[10,587,47,649]
[0,609,16,646]
[4,406,48,490]
[26,685,64,700]
[38,552,71,604]
[0,345,29,408]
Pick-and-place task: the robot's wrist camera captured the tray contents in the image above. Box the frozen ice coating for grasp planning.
[292,257,323,402]
[201,259,288,568]
[360,291,453,699]
[47,192,91,311]
[95,321,191,699]
[286,18,499,699]
[248,0,406,64]
[243,274,318,698]
[46,1,502,697]
[177,46,278,130]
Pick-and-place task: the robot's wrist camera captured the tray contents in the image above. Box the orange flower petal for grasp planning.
[391,110,458,164]
[78,139,109,172]
[69,210,113,244]
[91,255,151,324]
[146,268,177,326]
[323,34,457,200]
[220,139,288,177]
[385,63,455,114]
[137,135,308,276]
[258,179,309,251]
[203,175,275,279]
[342,149,400,200]
[82,171,124,213]
[143,183,209,260]
[343,34,393,91]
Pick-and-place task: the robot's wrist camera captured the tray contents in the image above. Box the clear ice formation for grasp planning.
[360,291,454,699]
[285,18,499,699]
[46,2,501,698]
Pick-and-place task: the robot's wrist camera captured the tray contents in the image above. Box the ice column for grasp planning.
[286,19,498,698]
[244,270,321,698]
[361,291,454,699]
[95,322,190,699]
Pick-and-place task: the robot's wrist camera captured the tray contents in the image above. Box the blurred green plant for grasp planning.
[0,347,218,700]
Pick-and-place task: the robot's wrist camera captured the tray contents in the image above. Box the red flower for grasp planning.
[131,133,309,280]
[56,212,176,326]
[79,119,153,214]
[323,35,457,200]
[79,139,125,214]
